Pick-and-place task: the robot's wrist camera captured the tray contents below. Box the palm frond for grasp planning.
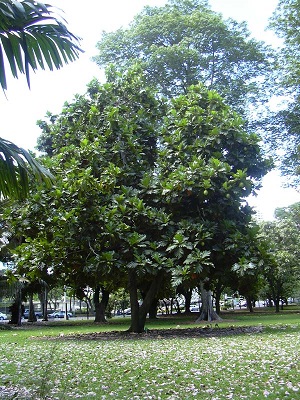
[0,0,83,90]
[0,137,54,199]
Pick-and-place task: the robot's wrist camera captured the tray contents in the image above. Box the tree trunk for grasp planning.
[214,280,224,315]
[271,285,280,313]
[246,296,253,313]
[8,302,18,324]
[195,282,222,322]
[184,288,192,314]
[42,287,48,321]
[128,271,164,333]
[214,287,221,315]
[163,299,170,314]
[128,271,143,333]
[9,300,23,325]
[94,286,109,323]
[274,297,280,313]
[175,298,181,314]
[267,297,273,307]
[170,298,174,315]
[148,298,158,319]
[28,294,37,322]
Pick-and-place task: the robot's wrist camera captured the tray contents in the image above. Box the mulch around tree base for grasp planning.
[43,325,263,341]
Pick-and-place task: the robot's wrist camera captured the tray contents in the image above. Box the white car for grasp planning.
[48,311,73,318]
[0,312,8,320]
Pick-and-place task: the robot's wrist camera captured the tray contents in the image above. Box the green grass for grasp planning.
[1,310,300,399]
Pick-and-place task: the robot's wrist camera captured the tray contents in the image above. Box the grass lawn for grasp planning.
[0,309,300,399]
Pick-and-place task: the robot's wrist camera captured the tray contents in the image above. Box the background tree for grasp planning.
[258,202,300,312]
[231,257,264,313]
[93,0,273,117]
[0,0,82,200]
[267,0,300,185]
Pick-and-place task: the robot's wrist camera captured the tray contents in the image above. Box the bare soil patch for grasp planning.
[43,325,263,341]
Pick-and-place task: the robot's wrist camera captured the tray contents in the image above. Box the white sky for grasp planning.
[0,0,299,220]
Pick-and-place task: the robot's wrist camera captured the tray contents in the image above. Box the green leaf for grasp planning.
[0,0,83,91]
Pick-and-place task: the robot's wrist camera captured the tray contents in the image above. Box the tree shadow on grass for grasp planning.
[41,325,263,341]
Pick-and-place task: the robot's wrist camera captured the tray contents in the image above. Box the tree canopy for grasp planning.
[4,67,271,331]
[93,0,273,117]
[267,0,300,185]
[2,0,287,330]
[258,202,300,311]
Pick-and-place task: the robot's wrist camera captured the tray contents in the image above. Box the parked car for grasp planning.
[0,312,7,320]
[23,309,43,319]
[48,311,73,318]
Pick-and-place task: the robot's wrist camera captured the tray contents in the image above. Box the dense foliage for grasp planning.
[93,0,273,117]
[5,0,300,331]
[259,202,300,311]
[267,0,300,185]
[4,66,271,331]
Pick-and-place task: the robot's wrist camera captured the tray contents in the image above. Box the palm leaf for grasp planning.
[0,0,83,90]
[0,137,54,200]
[0,0,81,198]
[0,43,7,89]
